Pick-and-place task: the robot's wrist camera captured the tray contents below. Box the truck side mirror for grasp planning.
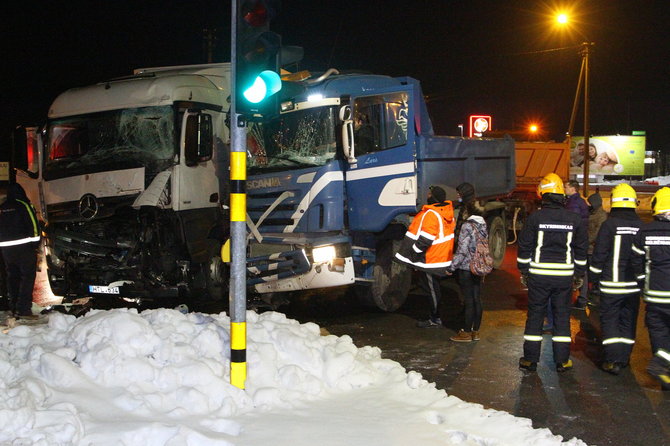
[339,105,356,163]
[184,112,214,167]
[11,126,29,172]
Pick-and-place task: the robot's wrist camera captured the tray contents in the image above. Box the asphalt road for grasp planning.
[281,244,670,446]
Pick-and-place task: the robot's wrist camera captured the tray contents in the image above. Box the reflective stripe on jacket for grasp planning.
[631,219,670,304]
[517,201,588,278]
[0,198,40,247]
[589,209,642,295]
[395,202,455,275]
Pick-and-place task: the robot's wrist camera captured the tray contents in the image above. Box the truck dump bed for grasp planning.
[417,135,516,200]
[514,141,569,192]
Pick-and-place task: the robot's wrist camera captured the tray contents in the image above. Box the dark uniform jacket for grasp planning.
[589,208,642,294]
[631,218,670,304]
[0,184,40,247]
[517,198,588,278]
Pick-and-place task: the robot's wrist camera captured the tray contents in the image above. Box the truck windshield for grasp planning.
[44,106,175,179]
[247,106,338,174]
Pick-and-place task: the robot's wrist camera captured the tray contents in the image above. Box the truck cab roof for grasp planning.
[49,64,231,119]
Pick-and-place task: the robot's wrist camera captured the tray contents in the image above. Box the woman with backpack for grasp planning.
[448,192,491,343]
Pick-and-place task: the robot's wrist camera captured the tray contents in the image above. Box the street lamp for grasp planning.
[557,13,595,194]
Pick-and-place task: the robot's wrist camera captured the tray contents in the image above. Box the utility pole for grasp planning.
[203,28,218,63]
[581,42,592,195]
[566,41,594,194]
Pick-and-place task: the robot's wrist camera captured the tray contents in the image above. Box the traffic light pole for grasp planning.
[229,0,247,390]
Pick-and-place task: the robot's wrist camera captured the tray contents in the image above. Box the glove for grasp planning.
[572,276,584,291]
[520,274,528,288]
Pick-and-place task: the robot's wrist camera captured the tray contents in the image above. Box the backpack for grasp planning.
[468,222,493,276]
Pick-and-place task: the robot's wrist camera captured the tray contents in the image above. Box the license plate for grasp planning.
[88,285,120,295]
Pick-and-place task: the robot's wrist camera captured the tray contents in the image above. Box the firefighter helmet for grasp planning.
[610,183,637,209]
[537,173,565,197]
[652,187,670,215]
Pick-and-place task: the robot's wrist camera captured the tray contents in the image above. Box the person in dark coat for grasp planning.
[517,173,588,373]
[589,184,641,375]
[584,191,608,306]
[631,187,670,390]
[565,180,590,309]
[0,183,41,318]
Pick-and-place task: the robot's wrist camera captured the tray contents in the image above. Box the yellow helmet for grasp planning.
[610,183,637,209]
[537,173,565,197]
[652,187,670,215]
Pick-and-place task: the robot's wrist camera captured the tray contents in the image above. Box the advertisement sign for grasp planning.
[469,115,491,137]
[0,162,8,182]
[569,135,646,176]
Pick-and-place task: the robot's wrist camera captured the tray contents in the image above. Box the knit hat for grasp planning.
[429,185,447,203]
[587,192,602,209]
[456,182,475,204]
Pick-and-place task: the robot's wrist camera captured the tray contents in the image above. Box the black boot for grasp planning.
[519,357,537,371]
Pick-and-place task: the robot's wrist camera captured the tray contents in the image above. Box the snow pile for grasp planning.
[0,308,587,445]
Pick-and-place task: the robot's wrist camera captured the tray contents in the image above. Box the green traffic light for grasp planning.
[243,70,282,104]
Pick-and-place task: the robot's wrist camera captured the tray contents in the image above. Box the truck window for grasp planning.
[44,106,176,180]
[247,105,338,174]
[354,93,409,154]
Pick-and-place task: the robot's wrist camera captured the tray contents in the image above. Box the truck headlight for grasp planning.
[312,245,336,263]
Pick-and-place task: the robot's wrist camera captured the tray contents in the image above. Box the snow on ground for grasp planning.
[0,308,588,445]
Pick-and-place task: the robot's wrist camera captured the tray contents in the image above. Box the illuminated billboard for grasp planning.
[469,115,491,137]
[569,135,646,176]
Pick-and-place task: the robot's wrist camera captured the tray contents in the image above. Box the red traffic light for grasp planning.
[241,0,278,27]
[243,1,267,27]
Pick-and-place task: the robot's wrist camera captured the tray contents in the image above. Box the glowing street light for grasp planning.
[556,12,594,193]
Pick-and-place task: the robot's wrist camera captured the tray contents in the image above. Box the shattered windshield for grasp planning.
[247,106,338,173]
[44,106,175,179]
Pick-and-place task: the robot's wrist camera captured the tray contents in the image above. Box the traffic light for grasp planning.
[235,0,282,120]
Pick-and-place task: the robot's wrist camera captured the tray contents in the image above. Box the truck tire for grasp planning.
[487,215,506,269]
[355,238,411,312]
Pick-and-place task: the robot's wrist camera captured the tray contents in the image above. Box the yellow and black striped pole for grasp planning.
[229,148,247,389]
[229,0,247,390]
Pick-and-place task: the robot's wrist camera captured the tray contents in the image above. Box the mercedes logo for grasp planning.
[78,194,99,220]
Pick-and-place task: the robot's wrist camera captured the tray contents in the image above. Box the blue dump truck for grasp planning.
[12,64,515,311]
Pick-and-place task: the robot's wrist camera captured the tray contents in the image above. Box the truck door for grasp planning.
[174,110,221,212]
[345,90,417,231]
[12,126,45,221]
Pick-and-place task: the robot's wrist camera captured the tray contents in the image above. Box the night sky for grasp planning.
[2,0,669,154]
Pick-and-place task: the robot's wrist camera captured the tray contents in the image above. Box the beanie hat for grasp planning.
[429,185,447,203]
[587,192,602,209]
[456,182,475,204]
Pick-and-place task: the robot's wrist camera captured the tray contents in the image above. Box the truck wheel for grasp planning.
[355,238,411,312]
[205,245,228,302]
[487,215,506,269]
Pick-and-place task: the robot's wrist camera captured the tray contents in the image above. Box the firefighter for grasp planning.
[589,183,642,375]
[0,183,41,318]
[395,185,455,328]
[517,173,588,372]
[631,187,670,390]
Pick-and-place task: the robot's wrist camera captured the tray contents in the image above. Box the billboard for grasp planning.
[469,115,491,137]
[0,162,8,182]
[569,135,646,176]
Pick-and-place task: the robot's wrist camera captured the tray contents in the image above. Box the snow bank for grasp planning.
[0,308,587,445]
